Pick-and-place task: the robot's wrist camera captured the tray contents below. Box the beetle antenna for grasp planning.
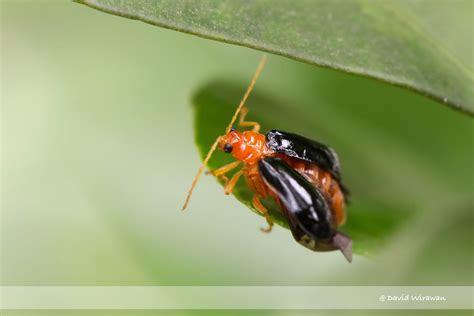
[181,135,221,210]
[182,54,267,210]
[224,54,267,134]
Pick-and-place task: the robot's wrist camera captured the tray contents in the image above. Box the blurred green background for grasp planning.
[1,0,473,315]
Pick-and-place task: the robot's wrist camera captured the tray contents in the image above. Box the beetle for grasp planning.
[182,55,352,262]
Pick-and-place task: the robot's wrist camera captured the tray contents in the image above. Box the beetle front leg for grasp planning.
[208,161,241,177]
[207,161,243,195]
[252,195,273,233]
[239,107,261,133]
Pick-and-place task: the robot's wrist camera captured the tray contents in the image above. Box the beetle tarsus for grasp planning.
[252,195,274,233]
[239,106,261,133]
[260,224,273,233]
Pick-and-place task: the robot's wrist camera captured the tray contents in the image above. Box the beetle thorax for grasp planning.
[220,130,269,164]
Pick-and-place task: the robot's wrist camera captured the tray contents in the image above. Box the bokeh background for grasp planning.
[1,0,472,315]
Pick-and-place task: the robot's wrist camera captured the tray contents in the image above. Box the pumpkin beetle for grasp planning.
[182,55,352,262]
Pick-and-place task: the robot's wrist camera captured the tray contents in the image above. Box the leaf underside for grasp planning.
[76,0,474,115]
[192,82,414,256]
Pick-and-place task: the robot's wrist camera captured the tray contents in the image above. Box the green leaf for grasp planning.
[76,0,473,115]
[193,64,474,256]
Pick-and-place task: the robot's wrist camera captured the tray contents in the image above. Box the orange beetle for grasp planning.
[183,56,352,262]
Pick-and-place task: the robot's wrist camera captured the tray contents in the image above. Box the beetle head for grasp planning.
[219,129,242,155]
[182,55,267,210]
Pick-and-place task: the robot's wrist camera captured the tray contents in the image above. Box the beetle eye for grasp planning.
[223,143,233,153]
[230,127,236,132]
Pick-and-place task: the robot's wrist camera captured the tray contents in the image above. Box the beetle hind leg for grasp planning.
[252,195,273,233]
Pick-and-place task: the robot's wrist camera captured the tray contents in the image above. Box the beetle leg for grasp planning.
[208,161,241,177]
[207,161,242,195]
[252,195,273,233]
[214,174,229,186]
[223,170,244,195]
[239,107,261,133]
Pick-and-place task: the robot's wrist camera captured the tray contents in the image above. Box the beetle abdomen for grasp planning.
[278,155,346,226]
